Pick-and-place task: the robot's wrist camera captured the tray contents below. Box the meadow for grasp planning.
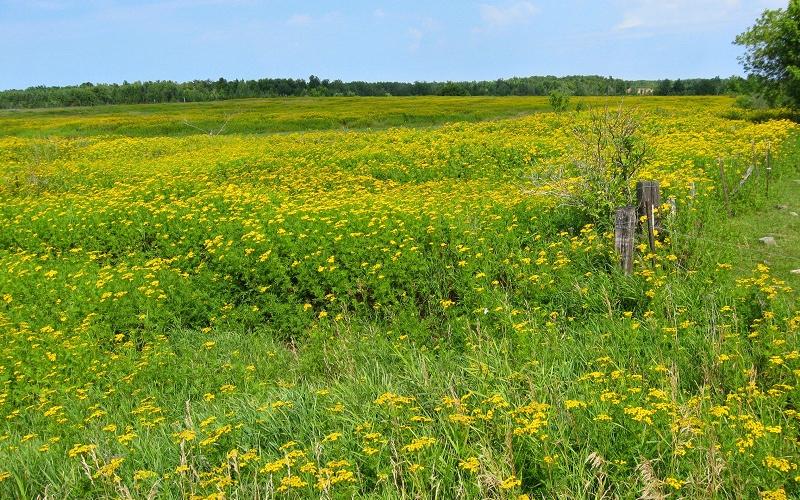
[0,96,799,499]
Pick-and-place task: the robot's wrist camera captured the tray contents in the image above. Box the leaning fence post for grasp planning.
[614,206,636,275]
[636,180,660,251]
[733,165,754,195]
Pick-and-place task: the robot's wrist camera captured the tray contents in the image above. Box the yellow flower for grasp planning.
[564,400,586,410]
[664,477,683,490]
[117,432,137,445]
[94,457,124,479]
[458,457,480,473]
[500,475,521,489]
[764,456,796,473]
[322,432,342,443]
[173,429,197,442]
[200,425,231,447]
[277,475,307,492]
[374,392,413,407]
[402,436,436,453]
[760,489,787,500]
[133,470,157,481]
[67,443,96,458]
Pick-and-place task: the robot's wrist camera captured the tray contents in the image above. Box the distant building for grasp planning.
[626,87,654,96]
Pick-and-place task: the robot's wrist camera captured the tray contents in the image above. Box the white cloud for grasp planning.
[373,8,386,19]
[613,0,787,32]
[478,1,538,29]
[406,17,438,51]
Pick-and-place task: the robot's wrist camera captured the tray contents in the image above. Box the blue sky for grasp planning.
[0,0,789,90]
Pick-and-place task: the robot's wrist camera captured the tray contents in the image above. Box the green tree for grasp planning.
[548,90,570,112]
[734,0,800,108]
[438,82,469,96]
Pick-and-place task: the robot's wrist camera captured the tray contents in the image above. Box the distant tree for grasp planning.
[724,75,747,94]
[494,79,511,96]
[439,82,469,96]
[0,74,756,109]
[734,0,800,107]
[655,79,673,96]
[693,78,718,95]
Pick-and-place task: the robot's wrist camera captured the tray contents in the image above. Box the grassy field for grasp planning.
[0,96,799,499]
[0,95,734,138]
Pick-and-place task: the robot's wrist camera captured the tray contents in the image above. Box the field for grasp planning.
[1,96,799,498]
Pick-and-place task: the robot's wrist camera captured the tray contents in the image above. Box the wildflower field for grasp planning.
[0,96,799,498]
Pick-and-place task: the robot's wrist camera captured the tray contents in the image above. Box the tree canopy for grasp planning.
[735,0,800,108]
[0,75,748,109]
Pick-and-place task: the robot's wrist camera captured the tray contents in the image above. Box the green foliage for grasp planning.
[735,93,770,110]
[0,98,797,497]
[569,106,649,222]
[0,75,748,109]
[0,96,556,137]
[438,82,470,96]
[735,0,800,108]
[549,90,571,112]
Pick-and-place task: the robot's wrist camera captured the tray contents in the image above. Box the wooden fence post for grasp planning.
[614,206,636,275]
[636,180,660,251]
[733,165,754,195]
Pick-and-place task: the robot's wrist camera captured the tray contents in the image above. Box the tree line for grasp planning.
[0,75,758,109]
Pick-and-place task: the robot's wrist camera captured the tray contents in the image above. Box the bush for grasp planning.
[734,94,769,110]
[549,90,571,112]
[570,106,650,223]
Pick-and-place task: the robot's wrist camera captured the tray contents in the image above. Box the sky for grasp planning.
[0,0,790,90]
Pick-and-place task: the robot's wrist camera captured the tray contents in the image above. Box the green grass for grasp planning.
[723,140,800,278]
[0,96,551,138]
[0,95,735,138]
[0,98,798,498]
